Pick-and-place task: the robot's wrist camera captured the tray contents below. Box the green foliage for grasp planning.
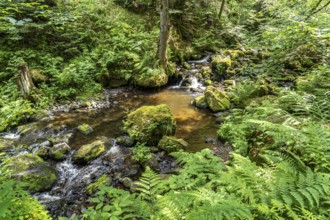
[0,178,51,220]
[131,143,153,164]
[82,185,149,220]
[168,149,224,190]
[0,99,35,132]
[135,166,163,202]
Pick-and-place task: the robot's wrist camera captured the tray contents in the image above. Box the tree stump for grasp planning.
[16,62,37,101]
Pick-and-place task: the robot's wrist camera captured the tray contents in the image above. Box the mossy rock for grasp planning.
[200,66,212,80]
[158,136,188,153]
[73,140,106,164]
[116,135,135,147]
[50,142,70,160]
[3,154,58,192]
[0,139,14,152]
[124,104,176,145]
[87,174,111,195]
[134,68,168,88]
[36,146,50,159]
[194,95,208,109]
[204,79,212,86]
[204,86,231,112]
[211,55,232,79]
[77,123,93,135]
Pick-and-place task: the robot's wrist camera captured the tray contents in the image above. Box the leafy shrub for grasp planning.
[0,170,51,220]
[131,143,153,164]
[0,99,35,132]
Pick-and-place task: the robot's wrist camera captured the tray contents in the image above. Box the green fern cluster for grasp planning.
[81,148,330,219]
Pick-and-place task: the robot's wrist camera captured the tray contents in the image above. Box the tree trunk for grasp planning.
[218,0,226,20]
[16,62,37,101]
[158,0,170,70]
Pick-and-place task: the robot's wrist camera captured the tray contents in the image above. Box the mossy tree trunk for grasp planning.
[158,0,170,70]
[16,62,37,101]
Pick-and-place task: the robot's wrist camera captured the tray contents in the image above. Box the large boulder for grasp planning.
[134,69,168,88]
[3,154,58,192]
[72,139,107,164]
[204,86,231,112]
[124,104,176,145]
[158,136,188,153]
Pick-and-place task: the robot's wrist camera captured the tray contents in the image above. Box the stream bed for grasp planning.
[0,65,231,217]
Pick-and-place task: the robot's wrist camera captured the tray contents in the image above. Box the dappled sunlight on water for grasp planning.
[50,88,217,152]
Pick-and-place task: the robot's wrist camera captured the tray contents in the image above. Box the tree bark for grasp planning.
[16,62,37,100]
[158,0,170,70]
[218,0,226,20]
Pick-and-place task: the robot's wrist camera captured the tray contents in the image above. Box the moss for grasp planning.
[224,49,245,59]
[204,79,212,86]
[77,123,94,135]
[158,136,188,153]
[3,154,58,192]
[124,104,176,145]
[87,174,111,195]
[50,142,70,160]
[224,80,235,86]
[134,68,168,88]
[194,95,208,109]
[30,69,48,84]
[36,146,50,159]
[204,86,231,112]
[200,66,212,79]
[72,140,105,164]
[211,56,232,79]
[0,139,13,152]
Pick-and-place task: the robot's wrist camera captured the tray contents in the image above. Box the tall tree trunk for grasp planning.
[158,0,170,70]
[16,62,37,101]
[218,0,226,20]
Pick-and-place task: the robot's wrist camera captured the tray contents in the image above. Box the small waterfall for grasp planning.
[1,131,20,140]
[169,75,205,92]
[34,140,124,205]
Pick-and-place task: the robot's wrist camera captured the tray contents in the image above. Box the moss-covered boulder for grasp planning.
[194,95,208,109]
[134,68,168,88]
[50,142,70,160]
[211,55,232,79]
[158,136,188,153]
[204,86,231,112]
[124,104,176,145]
[73,140,106,164]
[77,123,94,135]
[3,154,58,192]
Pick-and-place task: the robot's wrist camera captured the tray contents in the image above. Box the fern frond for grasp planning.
[135,166,163,201]
[186,201,253,220]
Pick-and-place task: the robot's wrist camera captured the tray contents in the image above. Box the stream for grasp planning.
[0,62,230,217]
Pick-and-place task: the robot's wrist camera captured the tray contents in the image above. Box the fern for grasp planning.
[168,149,224,190]
[186,202,253,220]
[135,166,163,202]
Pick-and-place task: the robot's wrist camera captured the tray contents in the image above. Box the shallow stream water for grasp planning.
[1,64,225,217]
[51,86,217,152]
